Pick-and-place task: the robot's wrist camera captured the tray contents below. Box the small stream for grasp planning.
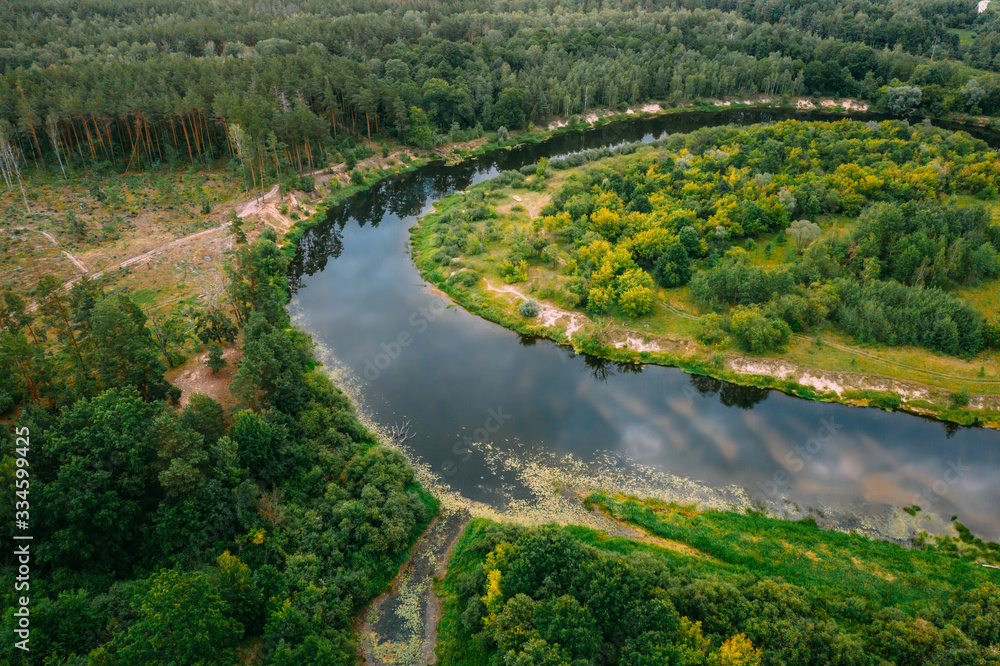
[289,109,1000,542]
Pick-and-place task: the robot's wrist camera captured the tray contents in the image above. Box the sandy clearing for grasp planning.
[820,98,870,111]
[725,356,939,402]
[613,334,662,353]
[585,110,617,124]
[526,194,550,219]
[165,343,242,408]
[485,280,588,338]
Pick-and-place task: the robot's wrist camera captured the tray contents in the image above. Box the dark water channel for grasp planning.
[289,109,1000,539]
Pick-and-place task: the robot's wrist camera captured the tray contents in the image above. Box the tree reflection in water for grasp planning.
[688,373,770,409]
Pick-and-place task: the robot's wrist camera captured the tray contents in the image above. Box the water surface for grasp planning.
[290,110,1000,539]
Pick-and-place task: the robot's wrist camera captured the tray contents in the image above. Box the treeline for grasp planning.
[701,0,975,59]
[0,228,434,662]
[4,0,1000,182]
[530,119,1000,356]
[852,202,1000,288]
[687,197,999,355]
[437,496,1000,665]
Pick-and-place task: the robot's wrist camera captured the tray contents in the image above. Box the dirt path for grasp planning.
[484,279,588,339]
[17,227,90,275]
[58,221,234,292]
[660,298,1000,388]
[236,182,282,219]
[586,505,713,559]
[38,230,90,274]
[359,508,471,665]
[38,176,277,302]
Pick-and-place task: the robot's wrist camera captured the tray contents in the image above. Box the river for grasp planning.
[289,109,1000,541]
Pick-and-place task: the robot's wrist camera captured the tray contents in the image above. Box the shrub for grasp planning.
[843,389,902,410]
[787,219,820,253]
[206,343,226,374]
[697,313,729,347]
[949,389,971,407]
[447,271,480,288]
[431,249,453,265]
[519,299,540,318]
[490,170,526,189]
[501,259,529,283]
[729,305,792,353]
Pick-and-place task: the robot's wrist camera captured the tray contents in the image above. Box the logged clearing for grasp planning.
[0,147,430,325]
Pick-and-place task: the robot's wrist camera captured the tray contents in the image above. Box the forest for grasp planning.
[436,496,1000,666]
[4,0,1000,193]
[5,0,1000,663]
[0,227,435,662]
[416,119,1000,363]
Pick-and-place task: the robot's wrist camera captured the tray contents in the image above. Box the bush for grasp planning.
[696,313,729,347]
[206,343,226,374]
[501,259,529,283]
[431,249,453,265]
[447,271,480,288]
[490,170,526,189]
[843,389,902,410]
[729,305,792,353]
[519,299,540,318]
[949,389,971,407]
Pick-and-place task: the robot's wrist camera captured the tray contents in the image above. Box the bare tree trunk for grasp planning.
[0,138,30,212]
[47,117,67,178]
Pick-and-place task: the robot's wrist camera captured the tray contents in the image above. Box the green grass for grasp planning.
[949,28,977,47]
[586,493,999,613]
[128,288,158,306]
